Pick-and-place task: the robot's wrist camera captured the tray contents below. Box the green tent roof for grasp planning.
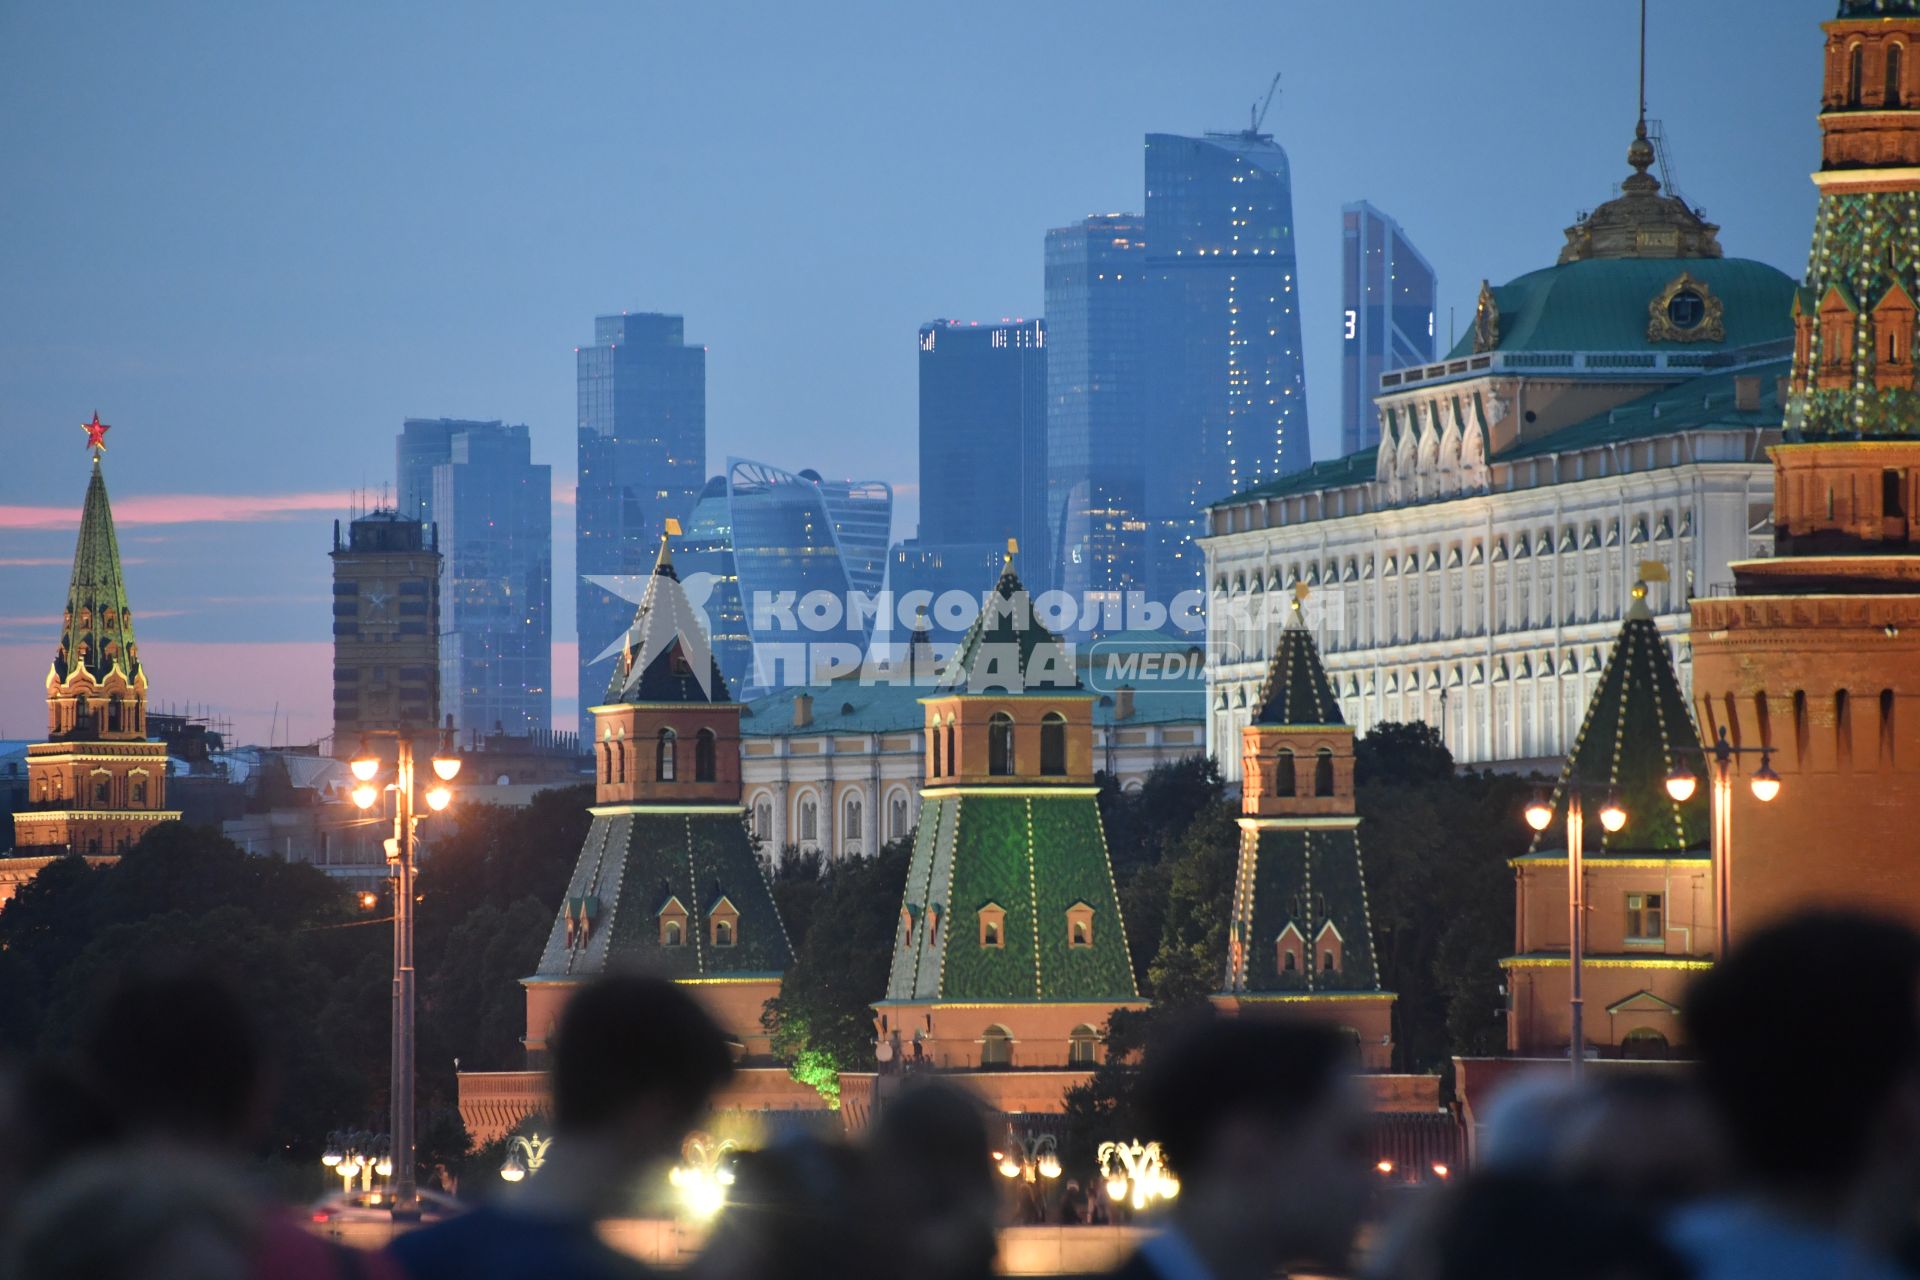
[53,459,141,687]
[1528,592,1708,857]
[1225,826,1383,995]
[601,538,732,706]
[1252,612,1344,727]
[938,559,1079,696]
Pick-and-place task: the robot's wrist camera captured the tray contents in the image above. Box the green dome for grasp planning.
[1447,256,1797,359]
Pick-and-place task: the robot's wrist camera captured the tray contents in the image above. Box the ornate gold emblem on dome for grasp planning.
[1473,280,1501,353]
[1647,271,1726,343]
[1559,121,1724,264]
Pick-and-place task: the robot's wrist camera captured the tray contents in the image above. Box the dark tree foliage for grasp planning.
[1060,1003,1219,1177]
[760,835,912,1103]
[1100,756,1223,988]
[0,788,592,1191]
[768,845,828,951]
[1354,720,1456,788]
[1141,802,1241,1005]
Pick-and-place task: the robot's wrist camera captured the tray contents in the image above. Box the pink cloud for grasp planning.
[0,490,354,531]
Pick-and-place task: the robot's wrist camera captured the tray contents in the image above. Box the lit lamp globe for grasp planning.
[1598,795,1628,834]
[432,726,462,782]
[1039,1154,1063,1180]
[351,784,379,811]
[1523,793,1554,832]
[425,784,453,812]
[998,1155,1021,1179]
[499,1152,526,1183]
[1665,762,1698,803]
[349,739,380,784]
[1750,755,1783,803]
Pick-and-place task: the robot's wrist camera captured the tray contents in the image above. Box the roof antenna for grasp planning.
[1637,0,1648,133]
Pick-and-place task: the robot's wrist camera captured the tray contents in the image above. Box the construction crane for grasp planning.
[1248,72,1282,137]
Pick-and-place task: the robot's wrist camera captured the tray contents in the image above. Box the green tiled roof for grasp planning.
[531,809,791,981]
[1226,826,1383,995]
[886,793,1136,1004]
[1444,257,1796,359]
[1502,357,1789,460]
[1214,448,1378,508]
[1252,614,1344,727]
[602,539,732,706]
[53,460,141,686]
[1528,595,1709,857]
[940,561,1079,695]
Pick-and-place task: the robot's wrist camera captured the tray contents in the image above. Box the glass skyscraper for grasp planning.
[1340,202,1437,455]
[915,319,1049,595]
[575,312,706,742]
[1146,130,1311,597]
[1044,215,1151,630]
[672,459,893,694]
[395,418,552,737]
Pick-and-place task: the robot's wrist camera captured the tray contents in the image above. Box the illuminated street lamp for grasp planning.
[498,1133,553,1183]
[321,1130,392,1199]
[993,1131,1064,1184]
[1664,727,1782,954]
[1096,1140,1178,1213]
[1521,778,1628,1080]
[347,719,461,1219]
[668,1132,738,1221]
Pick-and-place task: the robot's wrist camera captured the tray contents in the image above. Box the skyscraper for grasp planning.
[916,319,1049,595]
[1340,202,1437,455]
[575,312,706,743]
[670,460,893,694]
[330,510,441,751]
[1044,215,1151,628]
[1146,129,1310,597]
[396,419,552,737]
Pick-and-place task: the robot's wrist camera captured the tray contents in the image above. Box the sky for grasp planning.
[0,0,1822,745]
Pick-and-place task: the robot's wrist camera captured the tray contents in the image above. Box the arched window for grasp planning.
[889,793,910,839]
[754,800,772,841]
[1620,1027,1670,1060]
[931,725,943,777]
[614,741,625,784]
[602,744,613,783]
[1890,43,1905,106]
[695,728,717,782]
[663,920,683,947]
[130,778,147,805]
[980,1025,1013,1067]
[656,728,676,782]
[988,712,1015,776]
[93,777,110,805]
[1068,1025,1099,1067]
[714,920,735,948]
[1283,949,1298,972]
[1040,711,1067,776]
[1322,949,1339,972]
[798,796,818,842]
[945,721,956,777]
[1851,42,1866,106]
[845,795,863,842]
[1274,749,1296,797]
[1314,747,1335,797]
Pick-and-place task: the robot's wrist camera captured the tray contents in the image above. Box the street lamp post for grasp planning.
[1525,782,1628,1080]
[351,721,460,1220]
[1663,727,1781,957]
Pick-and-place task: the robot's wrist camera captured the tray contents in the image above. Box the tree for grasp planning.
[1354,721,1455,787]
[1142,802,1241,1005]
[761,835,912,1104]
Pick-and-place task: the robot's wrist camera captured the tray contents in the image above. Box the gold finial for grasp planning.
[664,517,682,538]
[1003,537,1019,571]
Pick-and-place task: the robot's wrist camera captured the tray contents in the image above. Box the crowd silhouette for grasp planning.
[3,909,1918,1280]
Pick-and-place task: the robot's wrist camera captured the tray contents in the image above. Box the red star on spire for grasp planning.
[81,412,110,454]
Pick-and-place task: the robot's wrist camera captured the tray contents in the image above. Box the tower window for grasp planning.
[931,724,943,777]
[1885,469,1908,520]
[656,728,676,782]
[695,728,717,782]
[1891,43,1906,106]
[1851,42,1866,106]
[614,740,625,784]
[1069,1025,1098,1066]
[130,779,146,804]
[1274,748,1296,797]
[978,903,1006,949]
[1067,902,1095,949]
[980,1025,1013,1067]
[988,712,1015,776]
[1040,712,1068,777]
[1314,747,1335,796]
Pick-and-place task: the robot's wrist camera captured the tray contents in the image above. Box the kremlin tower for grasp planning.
[1214,591,1394,1067]
[521,528,792,1061]
[0,418,177,902]
[1690,0,1920,934]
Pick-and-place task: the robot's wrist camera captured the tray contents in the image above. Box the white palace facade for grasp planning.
[1202,130,1799,774]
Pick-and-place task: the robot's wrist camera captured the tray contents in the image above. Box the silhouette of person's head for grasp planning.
[1687,911,1920,1198]
[870,1083,999,1280]
[1142,1017,1368,1272]
[80,970,270,1151]
[549,974,734,1167]
[1390,1175,1689,1280]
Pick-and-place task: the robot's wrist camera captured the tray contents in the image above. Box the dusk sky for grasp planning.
[2,1,1817,743]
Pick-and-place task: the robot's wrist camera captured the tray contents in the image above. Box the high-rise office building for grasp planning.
[330,510,442,752]
[1340,203,1437,455]
[396,419,552,737]
[1146,129,1311,597]
[1044,215,1151,628]
[575,312,706,742]
[671,460,893,694]
[916,319,1049,595]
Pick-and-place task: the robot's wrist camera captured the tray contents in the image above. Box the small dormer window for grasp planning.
[710,897,741,948]
[1066,902,1095,949]
[714,920,734,947]
[979,903,1006,949]
[659,896,689,947]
